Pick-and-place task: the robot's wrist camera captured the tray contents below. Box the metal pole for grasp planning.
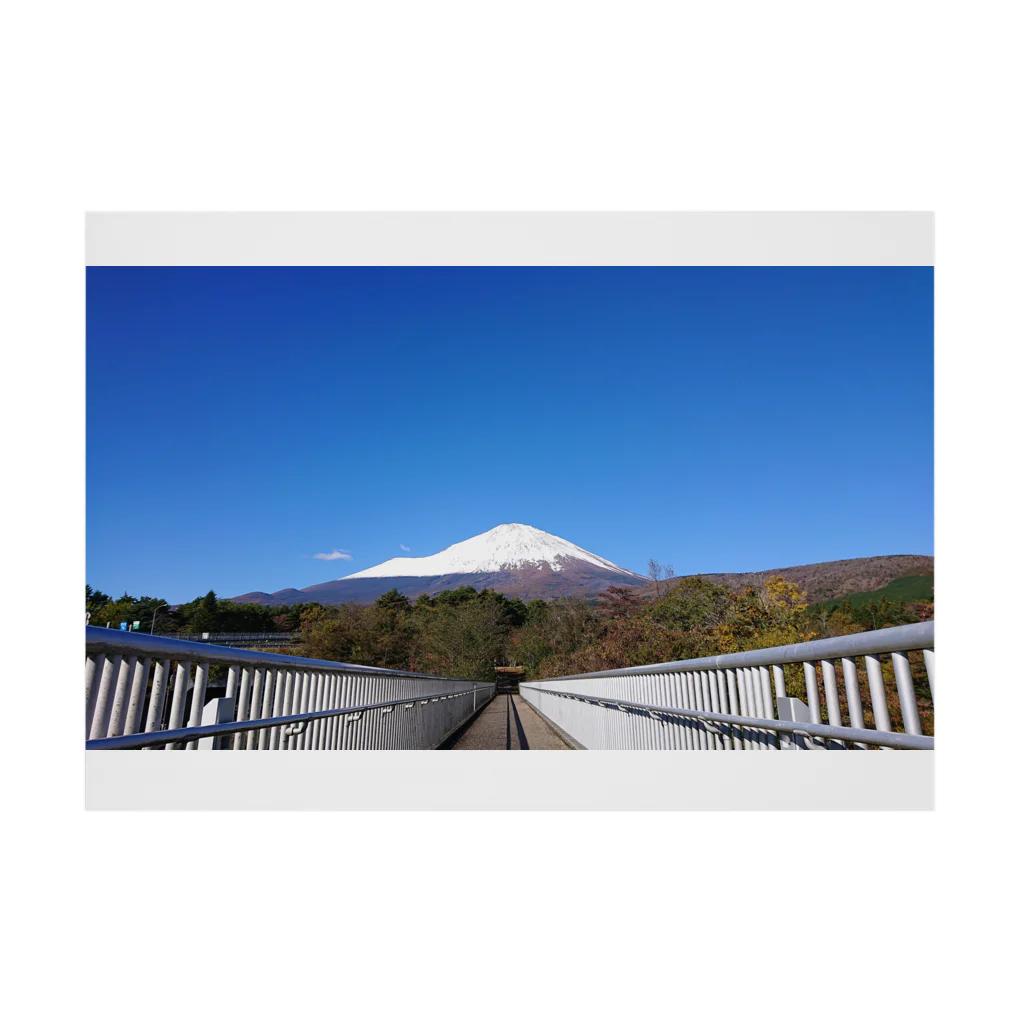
[820,659,844,749]
[151,604,168,634]
[864,654,892,735]
[892,651,923,736]
[840,657,868,750]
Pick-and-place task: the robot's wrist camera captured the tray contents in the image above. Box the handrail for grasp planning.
[531,620,934,682]
[519,622,935,751]
[85,627,495,750]
[517,686,934,750]
[86,625,465,681]
[86,684,492,750]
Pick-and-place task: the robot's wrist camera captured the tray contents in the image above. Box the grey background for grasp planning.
[86,211,934,266]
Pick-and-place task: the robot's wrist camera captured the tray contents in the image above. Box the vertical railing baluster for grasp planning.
[295,671,312,750]
[144,659,171,736]
[735,667,750,749]
[922,648,935,702]
[269,669,287,749]
[257,666,277,749]
[771,665,786,703]
[316,674,328,750]
[756,666,776,749]
[820,659,844,749]
[232,667,253,750]
[692,671,707,749]
[802,661,822,723]
[667,674,683,749]
[324,674,337,749]
[715,670,731,750]
[864,653,892,736]
[771,664,787,751]
[306,672,321,749]
[711,670,726,750]
[754,666,768,748]
[165,661,192,750]
[661,673,672,750]
[245,669,264,750]
[107,656,137,738]
[185,662,210,750]
[753,666,767,749]
[287,671,302,750]
[315,670,327,748]
[697,671,710,749]
[331,674,345,749]
[679,673,692,749]
[89,654,122,741]
[358,673,371,749]
[664,674,678,749]
[697,671,711,749]
[840,657,867,750]
[748,667,764,749]
[123,658,152,737]
[726,668,740,749]
[802,661,823,749]
[214,665,239,751]
[892,651,922,736]
[275,670,294,750]
[341,675,355,750]
[85,654,105,738]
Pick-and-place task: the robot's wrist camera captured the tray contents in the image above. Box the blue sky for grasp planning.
[87,266,933,603]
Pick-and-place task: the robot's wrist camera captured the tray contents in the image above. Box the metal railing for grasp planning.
[85,627,495,750]
[154,631,302,647]
[156,631,299,641]
[519,622,935,751]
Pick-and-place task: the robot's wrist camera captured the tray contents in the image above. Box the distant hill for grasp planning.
[808,573,934,613]
[638,554,935,605]
[232,538,934,609]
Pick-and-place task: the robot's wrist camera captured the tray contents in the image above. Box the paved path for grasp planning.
[446,694,572,750]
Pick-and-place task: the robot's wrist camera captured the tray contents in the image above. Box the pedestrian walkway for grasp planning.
[445,693,572,750]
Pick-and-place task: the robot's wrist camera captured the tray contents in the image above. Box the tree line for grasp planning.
[87,573,933,684]
[85,585,310,635]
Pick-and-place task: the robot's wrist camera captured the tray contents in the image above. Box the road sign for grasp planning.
[132,621,141,631]
[120,622,128,631]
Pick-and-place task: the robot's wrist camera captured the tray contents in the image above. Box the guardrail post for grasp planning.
[198,697,237,750]
[777,697,812,750]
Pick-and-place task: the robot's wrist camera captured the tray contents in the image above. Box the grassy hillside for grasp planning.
[637,554,934,605]
[809,573,934,614]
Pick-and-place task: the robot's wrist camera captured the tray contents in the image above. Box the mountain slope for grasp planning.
[636,554,934,605]
[342,523,641,579]
[230,524,647,606]
[808,573,934,612]
[227,526,935,609]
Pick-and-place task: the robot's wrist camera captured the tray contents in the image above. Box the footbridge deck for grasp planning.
[445,693,573,750]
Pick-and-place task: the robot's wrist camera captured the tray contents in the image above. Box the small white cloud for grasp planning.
[306,549,353,561]
[400,544,411,552]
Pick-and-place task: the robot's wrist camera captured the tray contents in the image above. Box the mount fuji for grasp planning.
[230,524,648,606]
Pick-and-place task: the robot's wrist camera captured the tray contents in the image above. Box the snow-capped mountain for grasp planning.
[230,524,647,606]
[343,524,642,580]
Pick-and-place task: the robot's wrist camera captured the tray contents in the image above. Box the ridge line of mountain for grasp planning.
[229,552,934,608]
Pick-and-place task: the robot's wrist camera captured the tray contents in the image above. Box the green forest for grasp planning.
[86,574,934,683]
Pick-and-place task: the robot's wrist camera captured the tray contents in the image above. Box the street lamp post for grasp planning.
[151,604,169,634]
